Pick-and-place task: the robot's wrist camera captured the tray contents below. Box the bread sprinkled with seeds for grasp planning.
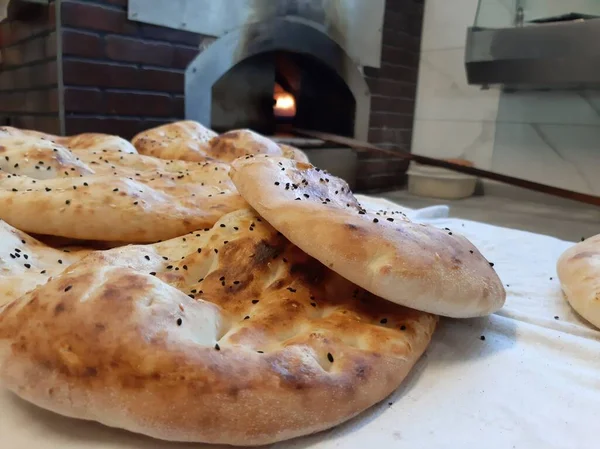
[0,208,436,445]
[230,156,505,318]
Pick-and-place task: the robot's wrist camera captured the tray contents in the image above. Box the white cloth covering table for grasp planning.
[1,195,599,449]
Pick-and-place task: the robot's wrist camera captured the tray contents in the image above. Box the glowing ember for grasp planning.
[273,84,296,118]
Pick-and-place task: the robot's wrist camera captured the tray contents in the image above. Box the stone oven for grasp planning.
[0,0,423,190]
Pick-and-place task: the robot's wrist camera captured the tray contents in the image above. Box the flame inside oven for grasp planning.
[273,83,296,118]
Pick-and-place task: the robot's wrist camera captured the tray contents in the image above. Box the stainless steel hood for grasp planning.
[465,16,600,89]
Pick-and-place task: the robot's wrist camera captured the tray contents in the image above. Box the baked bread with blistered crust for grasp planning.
[230,156,505,318]
[0,171,246,242]
[132,122,309,163]
[0,208,437,445]
[131,120,218,161]
[0,220,90,308]
[557,235,600,329]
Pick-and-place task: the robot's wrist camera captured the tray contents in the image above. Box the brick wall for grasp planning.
[0,1,59,134]
[59,0,208,138]
[356,0,424,192]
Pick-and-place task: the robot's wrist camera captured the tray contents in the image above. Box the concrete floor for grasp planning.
[380,181,600,242]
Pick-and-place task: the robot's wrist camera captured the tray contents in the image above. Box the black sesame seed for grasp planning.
[257,350,264,354]
[550,277,553,280]
[197,248,202,253]
[480,335,486,341]
[113,188,119,192]
[244,316,250,320]
[448,232,453,235]
[274,182,280,185]
[387,218,394,222]
[40,270,46,274]
[177,318,182,326]
[554,316,559,320]
[133,201,138,205]
[144,255,150,260]
[214,343,220,351]
[58,259,63,264]
[400,325,406,331]
[310,302,316,307]
[24,263,31,269]
[65,200,71,205]
[166,265,173,269]
[220,224,226,228]
[11,188,17,192]
[489,262,494,267]
[149,272,156,276]
[287,287,297,293]
[83,182,88,186]
[188,294,195,298]
[64,285,72,292]
[14,249,20,253]
[303,194,309,198]
[327,353,334,363]
[380,318,388,324]
[469,250,474,254]
[214,248,219,254]
[45,187,51,192]
[252,299,259,304]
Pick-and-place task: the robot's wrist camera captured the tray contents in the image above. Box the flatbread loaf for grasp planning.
[230,156,505,318]
[133,121,309,163]
[64,133,138,154]
[557,235,600,329]
[131,120,218,161]
[0,171,246,242]
[0,220,90,307]
[0,208,437,445]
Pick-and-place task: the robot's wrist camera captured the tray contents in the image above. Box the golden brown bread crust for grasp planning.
[0,171,246,242]
[230,156,506,318]
[557,235,600,329]
[0,208,437,445]
[132,121,310,163]
[0,132,247,242]
[0,220,91,307]
[131,120,218,161]
[64,133,138,154]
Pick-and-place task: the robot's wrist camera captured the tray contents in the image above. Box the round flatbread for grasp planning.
[0,220,90,308]
[557,235,600,329]
[0,171,246,242]
[131,120,218,161]
[0,208,437,445]
[230,156,505,318]
[133,122,309,163]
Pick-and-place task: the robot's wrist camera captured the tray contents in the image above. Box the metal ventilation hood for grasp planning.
[465,15,600,89]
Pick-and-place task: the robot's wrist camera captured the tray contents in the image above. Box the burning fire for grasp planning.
[273,83,296,118]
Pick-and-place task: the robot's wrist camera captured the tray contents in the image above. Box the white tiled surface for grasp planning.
[415,49,500,121]
[412,120,495,169]
[412,0,600,195]
[421,0,478,51]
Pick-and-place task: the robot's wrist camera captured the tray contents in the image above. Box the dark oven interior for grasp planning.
[210,50,356,137]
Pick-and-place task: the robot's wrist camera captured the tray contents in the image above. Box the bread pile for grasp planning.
[0,121,505,445]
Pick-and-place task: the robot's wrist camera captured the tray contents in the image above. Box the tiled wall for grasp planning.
[412,0,600,195]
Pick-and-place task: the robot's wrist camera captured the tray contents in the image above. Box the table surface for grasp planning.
[2,195,599,449]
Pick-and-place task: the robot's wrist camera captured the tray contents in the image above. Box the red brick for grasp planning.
[2,34,54,66]
[138,67,184,93]
[105,35,174,66]
[0,89,57,113]
[381,45,419,67]
[62,29,103,58]
[64,87,106,113]
[105,91,173,116]
[0,61,57,90]
[369,112,414,129]
[382,28,421,54]
[65,116,146,139]
[62,59,138,88]
[139,24,203,46]
[366,77,416,98]
[61,1,137,35]
[173,95,185,118]
[11,115,60,134]
[371,96,415,115]
[172,45,199,69]
[368,127,412,148]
